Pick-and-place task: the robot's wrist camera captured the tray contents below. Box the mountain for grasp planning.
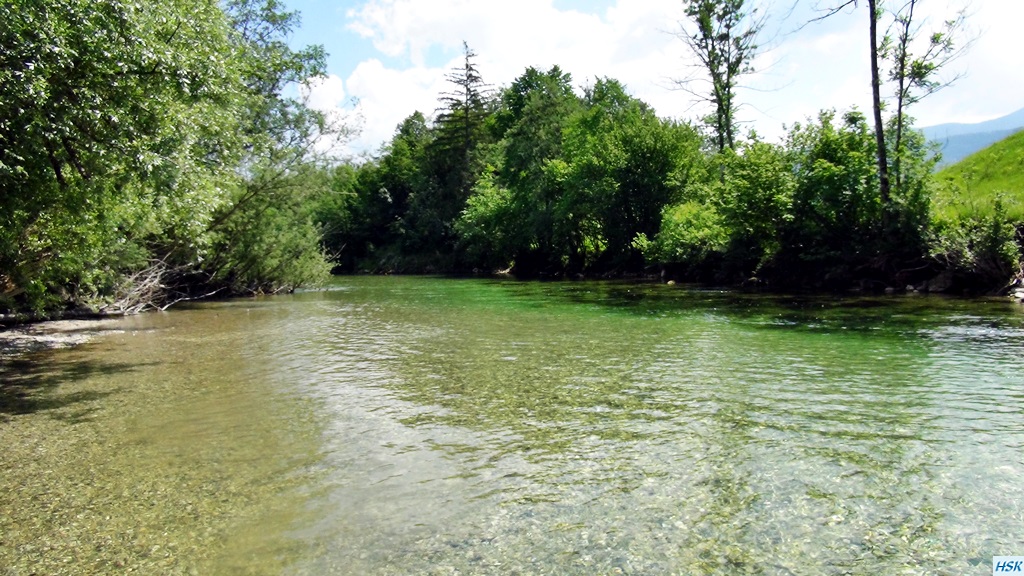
[922,107,1024,166]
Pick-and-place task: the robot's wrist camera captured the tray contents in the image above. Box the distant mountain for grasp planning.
[922,107,1024,167]
[930,128,1023,167]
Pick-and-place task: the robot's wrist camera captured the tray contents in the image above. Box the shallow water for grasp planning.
[2,277,1023,574]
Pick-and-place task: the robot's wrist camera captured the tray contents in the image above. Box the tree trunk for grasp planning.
[868,0,891,204]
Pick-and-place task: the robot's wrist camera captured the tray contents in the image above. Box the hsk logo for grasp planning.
[994,557,1024,574]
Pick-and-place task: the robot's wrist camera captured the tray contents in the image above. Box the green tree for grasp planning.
[676,0,763,153]
[814,0,967,205]
[560,79,704,271]
[778,110,883,283]
[886,0,966,192]
[868,0,892,204]
[487,66,581,272]
[717,140,796,276]
[342,112,435,271]
[0,0,342,313]
[432,42,490,202]
[455,167,519,271]
[0,0,241,312]
[404,42,491,266]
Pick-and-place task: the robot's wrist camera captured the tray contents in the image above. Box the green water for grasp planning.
[2,276,1023,574]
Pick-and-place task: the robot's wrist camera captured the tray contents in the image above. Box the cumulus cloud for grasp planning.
[344,59,449,153]
[333,0,1020,152]
[302,74,347,113]
[342,0,695,152]
[909,0,1024,125]
[300,74,359,156]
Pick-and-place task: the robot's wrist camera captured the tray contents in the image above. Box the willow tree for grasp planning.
[0,0,341,313]
[197,0,339,297]
[0,0,242,312]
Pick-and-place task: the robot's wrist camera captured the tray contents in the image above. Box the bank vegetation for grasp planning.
[2,0,1021,320]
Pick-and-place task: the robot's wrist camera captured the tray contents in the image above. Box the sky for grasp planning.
[283,0,1024,157]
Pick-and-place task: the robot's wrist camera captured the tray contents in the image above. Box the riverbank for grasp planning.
[0,319,125,361]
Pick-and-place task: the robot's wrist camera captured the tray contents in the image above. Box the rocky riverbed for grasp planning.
[0,319,125,361]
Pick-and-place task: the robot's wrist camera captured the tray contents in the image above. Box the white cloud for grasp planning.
[910,0,1024,125]
[334,0,1022,152]
[345,58,449,153]
[300,74,359,156]
[342,0,694,152]
[302,74,347,112]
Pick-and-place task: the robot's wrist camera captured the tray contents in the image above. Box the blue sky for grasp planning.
[283,0,1024,156]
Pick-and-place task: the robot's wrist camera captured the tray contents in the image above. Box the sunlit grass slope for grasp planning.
[933,130,1024,222]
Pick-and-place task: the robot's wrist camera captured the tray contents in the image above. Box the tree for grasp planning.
[559,79,704,271]
[495,66,578,194]
[717,140,796,275]
[0,0,343,313]
[432,41,491,201]
[887,0,967,191]
[864,0,893,204]
[173,0,340,300]
[402,42,491,266]
[813,0,968,203]
[778,110,883,284]
[676,0,764,153]
[350,112,434,270]
[0,0,242,312]
[494,67,581,271]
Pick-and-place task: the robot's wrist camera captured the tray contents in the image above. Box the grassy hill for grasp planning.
[933,129,1024,222]
[923,107,1024,167]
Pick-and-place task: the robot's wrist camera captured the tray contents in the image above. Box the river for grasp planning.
[1,276,1022,574]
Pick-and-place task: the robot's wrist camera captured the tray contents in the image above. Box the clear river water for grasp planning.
[1,276,1023,575]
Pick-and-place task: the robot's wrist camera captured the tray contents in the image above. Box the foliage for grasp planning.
[813,0,968,207]
[717,141,795,274]
[778,111,883,278]
[398,42,493,265]
[3,0,1011,312]
[195,0,338,295]
[639,109,932,286]
[0,0,341,314]
[452,76,704,276]
[677,0,762,153]
[0,0,241,313]
[634,199,728,269]
[929,195,1021,289]
[485,67,582,273]
[329,56,996,289]
[558,79,704,270]
[202,164,332,295]
[455,170,517,271]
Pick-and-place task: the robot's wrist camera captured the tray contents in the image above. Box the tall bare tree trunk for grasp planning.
[868,0,891,205]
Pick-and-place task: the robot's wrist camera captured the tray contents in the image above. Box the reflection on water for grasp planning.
[2,277,1023,574]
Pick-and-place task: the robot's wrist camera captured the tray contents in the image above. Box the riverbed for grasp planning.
[2,276,1022,574]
